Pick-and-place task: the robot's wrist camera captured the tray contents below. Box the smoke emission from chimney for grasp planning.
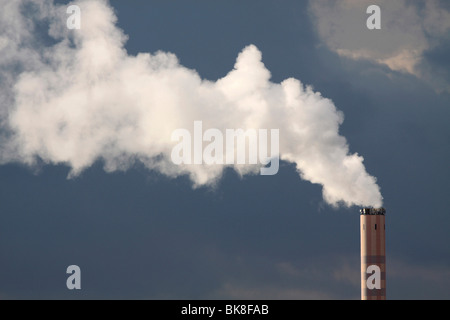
[0,0,382,208]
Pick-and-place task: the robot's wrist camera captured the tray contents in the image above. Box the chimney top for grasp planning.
[360,207,385,215]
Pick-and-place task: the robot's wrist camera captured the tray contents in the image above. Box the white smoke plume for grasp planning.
[0,0,382,207]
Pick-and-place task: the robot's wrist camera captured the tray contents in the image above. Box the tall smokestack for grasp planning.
[360,207,386,300]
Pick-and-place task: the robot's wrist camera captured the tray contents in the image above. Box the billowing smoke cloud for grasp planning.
[0,0,382,207]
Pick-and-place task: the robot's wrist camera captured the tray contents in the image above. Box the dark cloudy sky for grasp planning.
[0,0,450,299]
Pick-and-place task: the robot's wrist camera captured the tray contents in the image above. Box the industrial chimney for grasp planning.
[360,207,386,300]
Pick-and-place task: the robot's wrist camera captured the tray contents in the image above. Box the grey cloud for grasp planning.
[309,0,450,91]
